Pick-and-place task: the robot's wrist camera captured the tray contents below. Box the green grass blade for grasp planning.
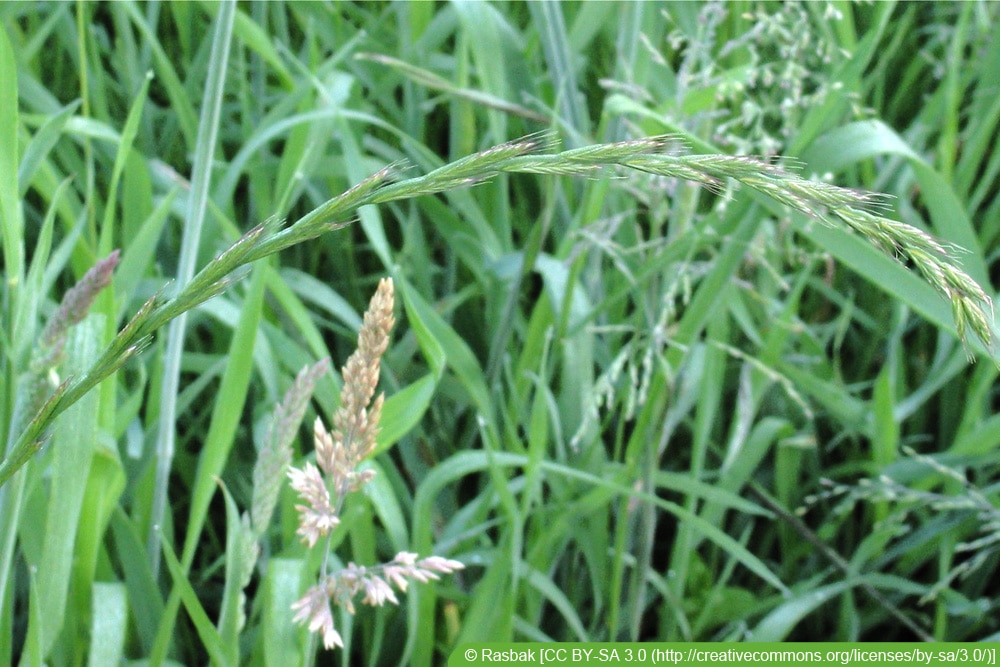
[872,361,899,468]
[231,6,294,89]
[280,268,362,330]
[664,200,761,370]
[152,265,264,662]
[24,316,102,658]
[23,569,44,666]
[373,373,437,457]
[414,450,787,598]
[120,2,198,148]
[181,267,265,569]
[74,438,126,649]
[157,527,229,666]
[528,1,589,139]
[266,268,337,367]
[452,546,515,645]
[358,52,547,123]
[0,24,23,288]
[936,3,972,182]
[399,276,491,416]
[88,583,127,667]
[98,69,152,255]
[262,558,306,667]
[216,481,255,666]
[338,116,393,267]
[114,188,178,312]
[793,219,956,339]
[17,101,80,197]
[14,177,73,366]
[519,562,588,640]
[452,1,514,140]
[109,507,164,655]
[363,460,410,553]
[747,581,851,641]
[149,0,236,572]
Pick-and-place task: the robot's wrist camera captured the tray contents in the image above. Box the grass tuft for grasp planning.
[3,3,1000,661]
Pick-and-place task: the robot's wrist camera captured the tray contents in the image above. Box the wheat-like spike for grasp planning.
[251,358,331,537]
[330,278,395,470]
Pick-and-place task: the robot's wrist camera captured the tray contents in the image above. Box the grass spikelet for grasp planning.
[282,278,463,651]
[251,358,331,537]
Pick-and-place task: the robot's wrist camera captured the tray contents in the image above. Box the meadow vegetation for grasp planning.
[2,2,1000,665]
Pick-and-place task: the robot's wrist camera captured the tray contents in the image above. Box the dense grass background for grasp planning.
[2,1,1000,664]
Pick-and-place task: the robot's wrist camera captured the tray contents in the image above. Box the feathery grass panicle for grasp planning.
[288,462,340,549]
[829,206,995,352]
[37,250,120,366]
[292,553,465,650]
[607,148,995,352]
[251,358,331,537]
[328,277,395,471]
[285,277,464,650]
[5,251,121,469]
[290,582,341,649]
[293,278,394,522]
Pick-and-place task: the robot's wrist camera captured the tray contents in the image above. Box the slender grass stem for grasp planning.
[146,0,235,576]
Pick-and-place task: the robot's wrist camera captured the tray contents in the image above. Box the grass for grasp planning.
[2,1,1000,665]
